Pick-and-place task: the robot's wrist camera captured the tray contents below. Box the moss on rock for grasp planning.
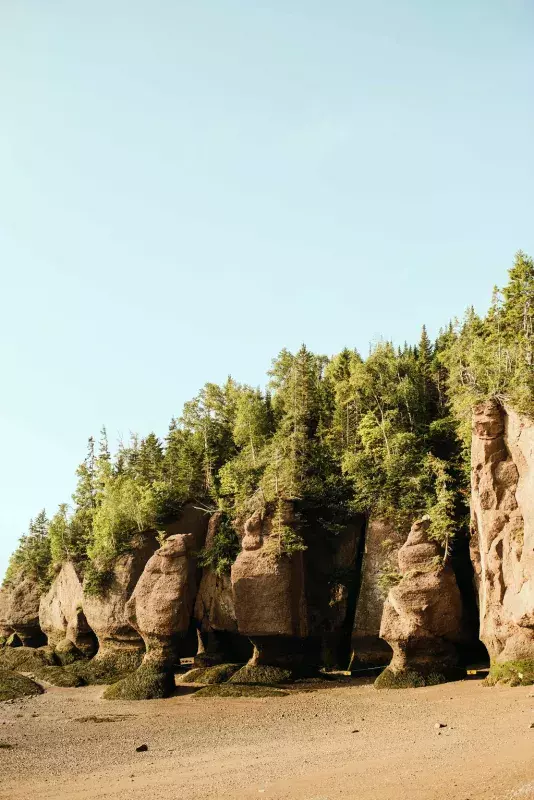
[33,666,85,687]
[103,666,175,700]
[229,664,293,685]
[65,650,143,685]
[179,664,241,684]
[0,646,56,673]
[485,660,534,687]
[194,683,289,698]
[374,668,446,690]
[0,669,44,701]
[55,639,84,666]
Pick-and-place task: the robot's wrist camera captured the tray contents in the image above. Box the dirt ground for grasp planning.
[0,675,533,800]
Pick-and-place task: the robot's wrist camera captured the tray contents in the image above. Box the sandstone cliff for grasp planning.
[471,400,534,668]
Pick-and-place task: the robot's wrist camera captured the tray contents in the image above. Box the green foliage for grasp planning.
[197,513,240,576]
[82,562,113,597]
[447,251,534,430]
[4,511,51,588]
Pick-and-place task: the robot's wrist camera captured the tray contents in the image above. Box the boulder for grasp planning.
[39,562,96,656]
[376,516,464,688]
[126,523,207,669]
[231,507,309,675]
[470,401,534,669]
[5,576,45,646]
[83,533,159,662]
[352,518,404,667]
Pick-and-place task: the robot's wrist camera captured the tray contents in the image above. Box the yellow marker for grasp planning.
[467,670,477,675]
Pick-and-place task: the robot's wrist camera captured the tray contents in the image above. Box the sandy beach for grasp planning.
[1,676,533,800]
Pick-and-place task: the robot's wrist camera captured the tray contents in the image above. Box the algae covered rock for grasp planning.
[54,638,84,666]
[0,669,44,701]
[33,666,85,687]
[179,663,241,684]
[0,646,56,673]
[229,664,292,685]
[103,666,175,700]
[65,649,143,685]
[194,684,289,698]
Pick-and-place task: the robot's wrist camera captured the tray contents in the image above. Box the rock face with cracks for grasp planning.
[376,516,464,687]
[470,401,534,669]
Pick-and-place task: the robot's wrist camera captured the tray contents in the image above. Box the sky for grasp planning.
[0,0,533,578]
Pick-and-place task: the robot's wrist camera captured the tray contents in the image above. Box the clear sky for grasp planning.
[1,0,533,578]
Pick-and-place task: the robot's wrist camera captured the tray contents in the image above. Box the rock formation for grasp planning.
[352,519,404,667]
[4,576,45,646]
[376,516,464,687]
[471,400,534,668]
[194,512,250,666]
[39,561,96,656]
[231,507,310,676]
[126,507,208,669]
[83,533,159,662]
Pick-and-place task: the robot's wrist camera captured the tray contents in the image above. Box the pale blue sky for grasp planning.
[1,1,533,578]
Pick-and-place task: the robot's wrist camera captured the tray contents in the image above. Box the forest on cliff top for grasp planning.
[5,252,534,592]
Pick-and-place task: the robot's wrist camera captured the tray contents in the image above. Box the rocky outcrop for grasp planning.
[352,519,404,667]
[83,533,159,660]
[194,513,250,666]
[39,562,96,656]
[231,507,309,674]
[0,588,14,640]
[471,401,534,667]
[126,508,208,669]
[5,576,45,646]
[376,516,464,687]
